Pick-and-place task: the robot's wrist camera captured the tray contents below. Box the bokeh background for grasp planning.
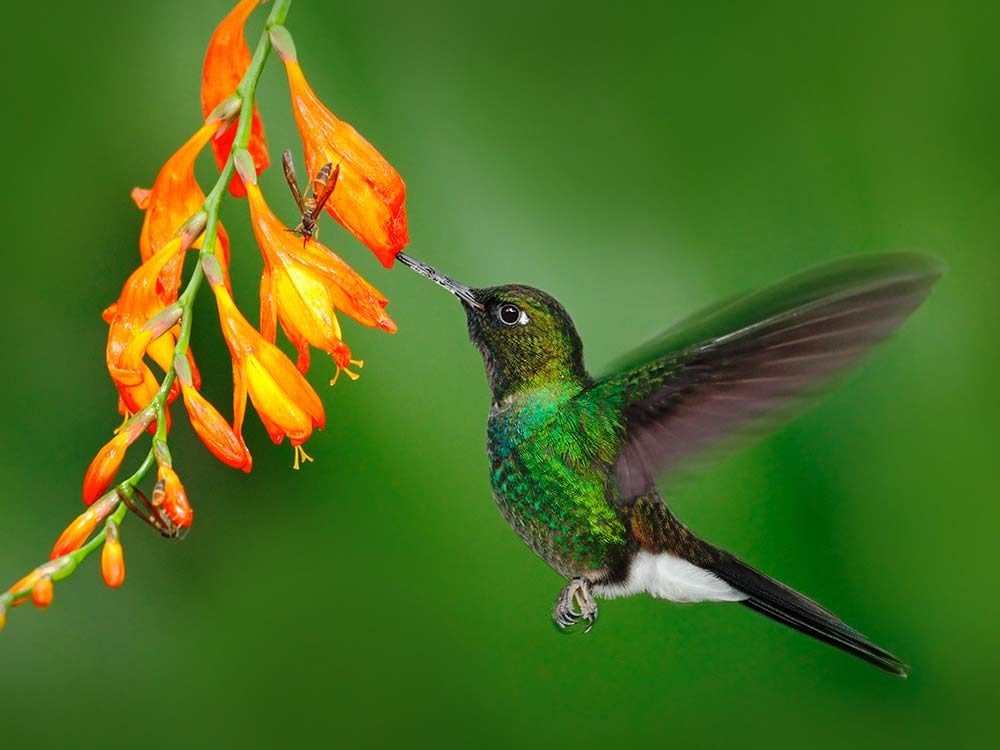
[2,1,998,747]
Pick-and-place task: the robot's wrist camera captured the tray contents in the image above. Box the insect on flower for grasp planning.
[120,487,188,541]
[282,149,339,246]
[2,2,414,634]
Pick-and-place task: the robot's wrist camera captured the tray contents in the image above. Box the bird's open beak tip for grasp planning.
[397,252,484,310]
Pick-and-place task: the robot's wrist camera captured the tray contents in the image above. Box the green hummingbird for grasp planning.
[398,251,941,675]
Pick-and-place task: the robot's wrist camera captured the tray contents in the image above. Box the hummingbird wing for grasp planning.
[587,253,942,501]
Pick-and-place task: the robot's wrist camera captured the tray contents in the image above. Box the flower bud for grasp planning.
[101,521,125,589]
[153,465,193,529]
[82,433,129,505]
[49,496,114,559]
[31,578,53,609]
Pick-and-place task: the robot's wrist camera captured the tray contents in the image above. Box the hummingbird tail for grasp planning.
[706,553,909,676]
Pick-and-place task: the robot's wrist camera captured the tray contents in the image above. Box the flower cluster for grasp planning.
[1,0,407,632]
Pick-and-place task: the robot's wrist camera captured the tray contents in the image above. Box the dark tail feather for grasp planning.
[707,553,908,676]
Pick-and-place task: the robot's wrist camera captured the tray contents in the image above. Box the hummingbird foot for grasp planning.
[553,577,598,633]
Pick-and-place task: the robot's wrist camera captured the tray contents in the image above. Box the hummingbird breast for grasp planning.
[486,389,630,579]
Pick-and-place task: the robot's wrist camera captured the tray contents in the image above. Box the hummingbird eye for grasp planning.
[497,303,528,327]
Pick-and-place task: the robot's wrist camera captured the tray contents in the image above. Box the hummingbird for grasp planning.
[398,251,941,675]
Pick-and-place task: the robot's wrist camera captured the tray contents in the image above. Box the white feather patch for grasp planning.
[594,551,748,603]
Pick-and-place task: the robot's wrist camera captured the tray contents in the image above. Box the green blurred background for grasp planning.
[2,1,998,747]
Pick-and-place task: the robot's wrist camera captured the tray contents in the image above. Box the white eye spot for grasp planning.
[497,303,530,327]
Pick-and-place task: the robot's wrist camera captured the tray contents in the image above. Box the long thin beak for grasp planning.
[397,253,484,310]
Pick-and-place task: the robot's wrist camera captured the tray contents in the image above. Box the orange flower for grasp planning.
[174,354,252,471]
[132,123,231,301]
[234,152,396,380]
[202,0,269,197]
[82,413,152,505]
[50,493,119,560]
[101,521,125,589]
[31,578,53,609]
[204,256,324,458]
[106,237,185,392]
[270,29,408,267]
[152,465,193,529]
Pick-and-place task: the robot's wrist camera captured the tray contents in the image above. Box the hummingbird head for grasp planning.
[397,253,588,402]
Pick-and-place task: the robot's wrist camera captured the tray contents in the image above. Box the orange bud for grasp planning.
[101,522,125,589]
[0,606,6,632]
[50,493,120,559]
[82,432,129,506]
[153,465,193,529]
[179,382,252,471]
[82,416,151,505]
[31,578,53,609]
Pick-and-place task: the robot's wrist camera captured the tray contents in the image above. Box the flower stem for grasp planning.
[1,0,294,616]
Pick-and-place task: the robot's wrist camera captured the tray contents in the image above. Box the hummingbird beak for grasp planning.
[396,253,484,310]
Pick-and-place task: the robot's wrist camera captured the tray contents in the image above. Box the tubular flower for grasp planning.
[132,122,231,301]
[82,413,153,505]
[175,355,252,471]
[152,465,193,529]
[204,256,325,453]
[106,237,186,393]
[271,30,408,267]
[201,0,269,197]
[105,225,208,416]
[236,155,396,380]
[101,521,125,589]
[50,493,119,560]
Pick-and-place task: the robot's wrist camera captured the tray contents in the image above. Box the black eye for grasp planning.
[497,303,523,326]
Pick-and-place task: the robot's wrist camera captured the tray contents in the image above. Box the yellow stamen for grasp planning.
[330,359,364,386]
[292,444,314,471]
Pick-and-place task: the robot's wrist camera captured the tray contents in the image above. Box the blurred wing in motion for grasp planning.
[587,253,943,501]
